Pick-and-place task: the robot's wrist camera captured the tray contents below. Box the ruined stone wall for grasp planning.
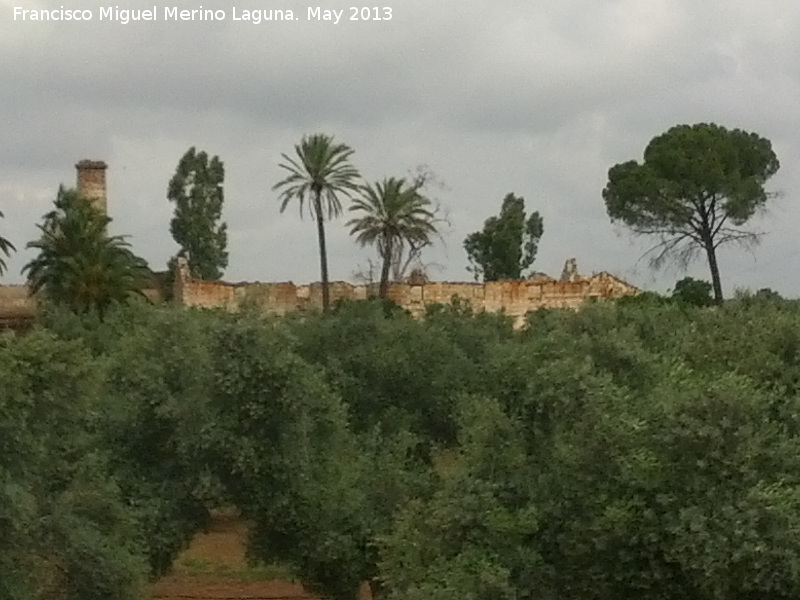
[0,285,38,329]
[0,283,166,330]
[0,259,637,330]
[173,259,639,327]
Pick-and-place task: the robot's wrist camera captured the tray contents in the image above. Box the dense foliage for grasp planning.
[672,276,714,307]
[0,331,147,600]
[167,147,229,280]
[5,294,800,599]
[22,187,150,319]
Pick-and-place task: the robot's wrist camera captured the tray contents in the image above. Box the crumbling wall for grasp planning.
[0,261,638,330]
[0,285,38,329]
[173,260,639,328]
[0,257,638,328]
[234,282,299,313]
[175,278,236,310]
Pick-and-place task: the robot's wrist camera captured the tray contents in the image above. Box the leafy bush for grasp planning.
[672,277,714,307]
[0,331,147,600]
[290,300,477,447]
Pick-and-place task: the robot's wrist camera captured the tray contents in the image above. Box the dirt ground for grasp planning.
[150,511,316,600]
[152,577,314,600]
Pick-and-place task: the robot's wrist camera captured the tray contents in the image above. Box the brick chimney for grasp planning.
[75,160,108,215]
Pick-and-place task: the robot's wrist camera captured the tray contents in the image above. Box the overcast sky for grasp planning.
[1,0,799,296]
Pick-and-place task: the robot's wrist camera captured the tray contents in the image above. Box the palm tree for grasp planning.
[273,134,361,313]
[347,177,438,299]
[22,186,150,320]
[0,208,15,276]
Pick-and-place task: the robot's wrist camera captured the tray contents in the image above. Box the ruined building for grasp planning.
[174,256,638,329]
[0,160,639,331]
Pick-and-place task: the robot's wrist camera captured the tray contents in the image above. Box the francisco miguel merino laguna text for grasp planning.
[13,6,394,24]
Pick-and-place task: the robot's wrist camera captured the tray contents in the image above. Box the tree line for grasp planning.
[3,292,800,599]
[0,122,782,317]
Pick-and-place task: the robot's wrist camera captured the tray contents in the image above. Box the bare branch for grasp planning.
[352,258,379,284]
[713,228,763,250]
[628,225,703,246]
[640,231,697,270]
[711,213,729,239]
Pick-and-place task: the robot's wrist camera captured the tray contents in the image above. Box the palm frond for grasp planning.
[347,177,439,267]
[0,208,15,276]
[21,187,149,316]
[273,133,361,221]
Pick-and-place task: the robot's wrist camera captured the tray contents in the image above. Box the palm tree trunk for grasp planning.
[703,237,724,305]
[379,238,393,299]
[315,192,331,313]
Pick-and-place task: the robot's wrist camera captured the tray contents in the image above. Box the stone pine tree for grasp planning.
[167,147,228,280]
[603,123,780,304]
[0,208,15,276]
[463,192,544,281]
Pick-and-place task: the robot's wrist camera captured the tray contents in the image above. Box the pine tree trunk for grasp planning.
[704,239,724,305]
[315,192,330,313]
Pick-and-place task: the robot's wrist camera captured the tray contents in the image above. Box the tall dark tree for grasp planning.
[348,177,438,299]
[463,193,544,281]
[273,133,361,313]
[0,208,15,276]
[22,187,149,319]
[168,147,228,280]
[603,123,780,304]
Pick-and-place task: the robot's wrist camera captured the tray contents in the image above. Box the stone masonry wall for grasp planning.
[0,259,637,330]
[173,259,638,327]
[0,282,166,330]
[0,286,38,329]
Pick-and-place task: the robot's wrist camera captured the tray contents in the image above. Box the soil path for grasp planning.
[150,512,315,600]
